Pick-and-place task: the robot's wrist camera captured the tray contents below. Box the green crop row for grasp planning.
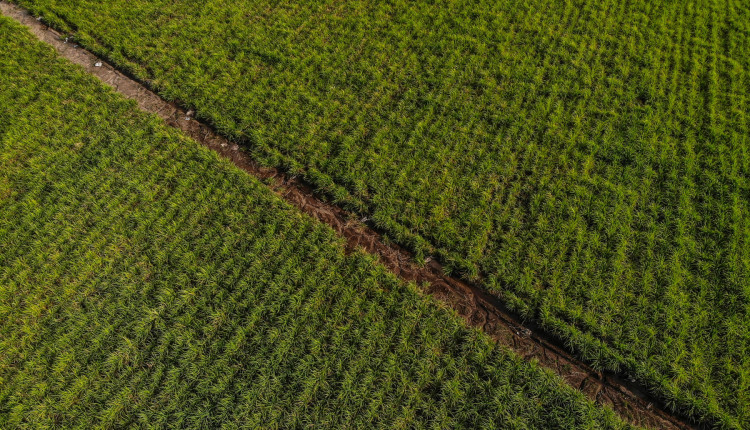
[7,0,750,426]
[0,17,630,429]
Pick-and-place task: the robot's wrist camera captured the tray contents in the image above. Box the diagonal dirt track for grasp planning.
[0,2,699,428]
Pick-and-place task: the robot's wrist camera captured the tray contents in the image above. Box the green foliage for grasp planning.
[0,18,630,429]
[6,0,750,425]
[7,0,750,426]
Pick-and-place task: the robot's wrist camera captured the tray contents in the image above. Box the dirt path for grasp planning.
[0,2,699,428]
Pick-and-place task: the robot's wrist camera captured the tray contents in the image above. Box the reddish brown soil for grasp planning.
[0,2,698,428]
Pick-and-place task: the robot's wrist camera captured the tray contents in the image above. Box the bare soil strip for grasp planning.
[0,2,698,428]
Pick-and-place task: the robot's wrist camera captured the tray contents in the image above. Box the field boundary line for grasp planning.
[0,2,698,428]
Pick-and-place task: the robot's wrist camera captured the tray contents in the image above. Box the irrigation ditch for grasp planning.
[0,2,700,428]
